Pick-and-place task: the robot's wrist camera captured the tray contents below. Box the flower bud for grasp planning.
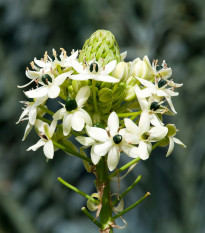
[132,59,148,79]
[124,86,136,102]
[98,88,113,103]
[78,30,121,64]
[112,62,128,81]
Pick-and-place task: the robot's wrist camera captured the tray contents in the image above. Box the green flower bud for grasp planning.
[132,59,148,79]
[166,124,177,137]
[112,62,129,81]
[126,75,138,86]
[98,88,113,103]
[124,86,136,102]
[78,30,121,64]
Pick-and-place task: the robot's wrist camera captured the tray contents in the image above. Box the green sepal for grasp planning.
[98,88,113,103]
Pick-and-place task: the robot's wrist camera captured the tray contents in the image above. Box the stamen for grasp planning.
[44,51,48,62]
[30,61,35,70]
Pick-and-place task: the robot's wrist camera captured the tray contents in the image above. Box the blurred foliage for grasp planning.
[0,0,205,232]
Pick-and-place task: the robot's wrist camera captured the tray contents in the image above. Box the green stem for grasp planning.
[39,105,54,115]
[109,157,141,179]
[92,80,98,112]
[81,207,102,228]
[112,175,142,207]
[58,177,99,205]
[117,111,141,117]
[52,140,92,163]
[152,138,166,150]
[96,157,113,231]
[112,192,150,220]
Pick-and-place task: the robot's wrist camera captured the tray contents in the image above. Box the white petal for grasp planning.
[71,111,85,131]
[166,137,174,157]
[100,60,116,75]
[70,74,93,81]
[137,141,150,160]
[63,114,72,136]
[165,89,179,97]
[166,97,177,114]
[25,86,48,98]
[158,68,172,79]
[86,126,109,142]
[139,111,150,134]
[75,136,95,146]
[107,146,120,171]
[27,139,45,151]
[22,123,33,141]
[34,96,47,106]
[16,107,29,124]
[124,118,139,134]
[29,106,37,125]
[108,112,119,136]
[78,109,92,126]
[149,126,168,141]
[76,86,90,107]
[91,146,102,165]
[49,119,57,137]
[93,141,112,156]
[43,140,54,159]
[48,85,60,99]
[71,60,88,74]
[157,89,169,97]
[121,143,139,158]
[173,137,186,148]
[54,71,72,86]
[123,132,140,144]
[150,114,164,127]
[137,77,155,88]
[94,75,119,83]
[26,70,41,80]
[138,88,154,98]
[34,59,47,68]
[53,108,66,120]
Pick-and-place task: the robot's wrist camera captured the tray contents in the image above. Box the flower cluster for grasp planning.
[17,32,185,170]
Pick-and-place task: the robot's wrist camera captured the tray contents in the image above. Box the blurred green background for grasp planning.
[0,0,205,232]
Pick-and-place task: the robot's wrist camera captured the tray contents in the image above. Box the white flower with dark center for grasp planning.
[16,97,47,141]
[27,119,57,159]
[70,59,119,83]
[123,113,168,160]
[165,124,186,157]
[76,112,138,171]
[136,77,182,114]
[24,71,73,100]
[135,84,165,126]
[53,86,92,136]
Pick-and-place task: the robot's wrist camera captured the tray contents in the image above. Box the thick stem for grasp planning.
[96,157,113,232]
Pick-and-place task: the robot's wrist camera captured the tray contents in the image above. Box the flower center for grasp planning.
[42,74,52,85]
[141,132,150,140]
[65,98,78,111]
[158,79,167,88]
[90,62,99,73]
[150,102,160,111]
[113,134,122,144]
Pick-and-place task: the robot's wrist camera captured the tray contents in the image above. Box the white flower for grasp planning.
[16,97,47,141]
[166,124,186,157]
[70,59,119,83]
[76,112,138,171]
[27,119,57,159]
[123,113,168,160]
[135,84,164,126]
[137,77,181,114]
[24,71,73,99]
[53,86,92,136]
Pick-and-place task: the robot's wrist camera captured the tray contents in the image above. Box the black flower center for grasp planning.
[113,134,122,144]
[150,102,160,111]
[90,62,99,73]
[65,98,78,111]
[158,79,167,88]
[42,74,52,85]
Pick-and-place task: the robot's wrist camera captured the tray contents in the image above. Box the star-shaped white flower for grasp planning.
[70,59,119,83]
[166,124,186,157]
[27,119,57,159]
[16,97,47,141]
[53,86,92,136]
[136,77,182,114]
[76,112,138,171]
[123,112,168,160]
[24,71,73,100]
